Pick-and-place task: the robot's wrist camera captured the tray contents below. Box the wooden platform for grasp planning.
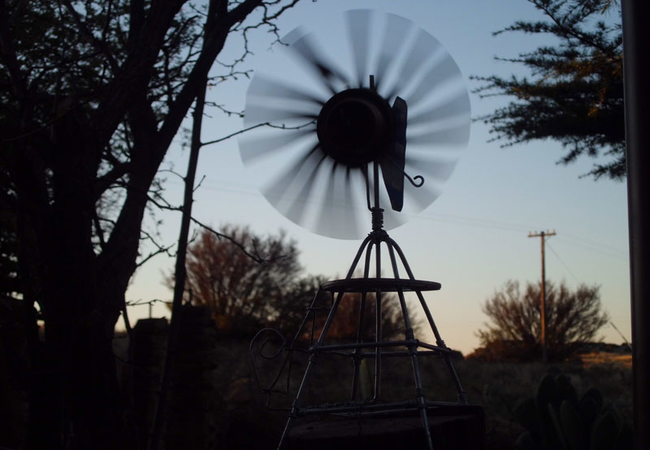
[286,405,485,450]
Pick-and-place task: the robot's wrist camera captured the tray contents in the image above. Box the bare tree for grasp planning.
[474,280,609,361]
[314,291,411,342]
[175,226,411,340]
[178,225,305,335]
[0,0,301,447]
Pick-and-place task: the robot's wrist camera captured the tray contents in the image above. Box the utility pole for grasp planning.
[528,230,556,364]
[622,2,650,447]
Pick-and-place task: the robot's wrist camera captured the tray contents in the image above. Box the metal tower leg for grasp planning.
[273,222,467,449]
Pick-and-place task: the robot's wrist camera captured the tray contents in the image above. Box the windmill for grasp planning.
[245,10,474,449]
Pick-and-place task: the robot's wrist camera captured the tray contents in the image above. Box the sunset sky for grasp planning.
[124,0,630,355]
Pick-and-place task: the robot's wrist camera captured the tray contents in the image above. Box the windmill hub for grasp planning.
[317,88,392,167]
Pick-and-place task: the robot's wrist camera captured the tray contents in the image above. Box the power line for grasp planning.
[557,232,627,258]
[168,179,628,259]
[546,241,580,284]
[555,235,627,260]
[561,230,626,254]
[416,211,534,233]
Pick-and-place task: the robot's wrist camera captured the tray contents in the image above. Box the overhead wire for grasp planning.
[165,178,628,260]
[546,241,581,284]
[555,235,627,260]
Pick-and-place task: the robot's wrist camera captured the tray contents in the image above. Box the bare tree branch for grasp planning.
[202,120,315,146]
[61,0,119,72]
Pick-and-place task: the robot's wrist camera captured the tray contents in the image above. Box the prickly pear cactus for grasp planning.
[513,372,632,450]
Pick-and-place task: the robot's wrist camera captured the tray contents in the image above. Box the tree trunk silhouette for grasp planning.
[3,1,301,447]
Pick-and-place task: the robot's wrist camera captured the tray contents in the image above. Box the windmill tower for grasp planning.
[244,10,481,449]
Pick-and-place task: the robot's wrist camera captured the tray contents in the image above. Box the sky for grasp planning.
[124,0,630,355]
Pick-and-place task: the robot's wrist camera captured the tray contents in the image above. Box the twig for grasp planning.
[126,299,172,306]
[189,216,267,264]
[201,120,315,147]
[610,321,632,350]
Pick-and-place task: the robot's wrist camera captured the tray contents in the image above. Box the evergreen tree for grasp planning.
[473,0,624,180]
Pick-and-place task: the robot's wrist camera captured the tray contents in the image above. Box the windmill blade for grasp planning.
[404,178,443,211]
[315,164,340,238]
[409,91,470,127]
[405,152,458,185]
[404,56,465,110]
[408,121,471,147]
[284,154,328,225]
[240,127,315,164]
[315,163,362,239]
[262,142,322,205]
[247,75,327,106]
[374,13,413,92]
[346,9,372,88]
[386,29,442,101]
[284,28,349,94]
[342,166,361,237]
[240,10,471,240]
[382,207,408,232]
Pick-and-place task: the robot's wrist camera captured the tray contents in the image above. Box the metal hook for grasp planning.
[385,157,425,188]
[407,173,425,188]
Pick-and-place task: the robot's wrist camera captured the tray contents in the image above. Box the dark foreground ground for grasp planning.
[2,324,632,449]
[197,338,632,450]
